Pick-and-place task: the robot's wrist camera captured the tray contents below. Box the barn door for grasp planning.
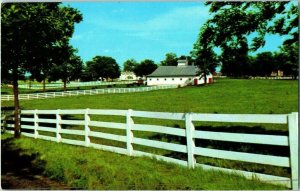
[194,78,198,85]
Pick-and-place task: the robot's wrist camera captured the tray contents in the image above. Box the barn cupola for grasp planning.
[177,59,188,67]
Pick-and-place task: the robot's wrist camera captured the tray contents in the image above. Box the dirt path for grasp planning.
[1,138,70,190]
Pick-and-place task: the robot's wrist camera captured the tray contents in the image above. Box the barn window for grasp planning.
[180,78,182,81]
[189,78,191,80]
[172,78,174,81]
[164,78,167,81]
[149,78,152,81]
[157,78,159,81]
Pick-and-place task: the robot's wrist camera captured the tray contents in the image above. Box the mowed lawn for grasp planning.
[1,79,298,190]
[2,78,298,114]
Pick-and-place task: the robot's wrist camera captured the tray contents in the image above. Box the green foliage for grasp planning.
[85,56,121,81]
[1,3,83,82]
[134,59,158,77]
[123,59,138,72]
[197,2,298,77]
[250,52,275,76]
[1,2,82,136]
[191,24,219,82]
[160,53,178,66]
[274,43,298,79]
[48,44,84,88]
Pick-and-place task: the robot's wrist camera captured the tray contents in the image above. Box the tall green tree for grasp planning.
[198,1,298,76]
[191,24,218,83]
[86,56,121,81]
[220,38,249,77]
[275,43,298,79]
[160,53,178,66]
[1,3,82,137]
[48,45,84,91]
[134,59,158,77]
[123,59,138,72]
[251,52,276,77]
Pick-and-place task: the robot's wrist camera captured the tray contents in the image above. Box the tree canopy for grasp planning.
[191,24,219,83]
[123,59,138,72]
[86,56,121,81]
[48,44,84,91]
[193,1,298,77]
[160,53,178,66]
[1,3,82,137]
[134,59,158,77]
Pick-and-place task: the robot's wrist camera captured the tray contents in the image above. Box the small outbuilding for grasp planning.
[146,59,213,86]
[119,71,138,81]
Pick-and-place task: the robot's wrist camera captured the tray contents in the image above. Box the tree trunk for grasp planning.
[63,79,67,91]
[43,79,46,92]
[204,73,207,85]
[13,69,21,138]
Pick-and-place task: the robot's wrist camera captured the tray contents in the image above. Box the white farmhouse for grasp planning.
[146,59,213,86]
[119,71,138,81]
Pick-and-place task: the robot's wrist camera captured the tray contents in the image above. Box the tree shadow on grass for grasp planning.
[1,137,70,189]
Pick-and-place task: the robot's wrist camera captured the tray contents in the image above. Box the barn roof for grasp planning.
[147,66,199,77]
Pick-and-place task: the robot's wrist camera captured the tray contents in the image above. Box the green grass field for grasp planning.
[2,79,297,114]
[1,134,286,190]
[1,78,298,189]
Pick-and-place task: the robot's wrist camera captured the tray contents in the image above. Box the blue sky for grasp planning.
[66,2,286,69]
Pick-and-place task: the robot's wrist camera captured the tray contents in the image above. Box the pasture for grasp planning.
[1,78,298,189]
[2,79,297,114]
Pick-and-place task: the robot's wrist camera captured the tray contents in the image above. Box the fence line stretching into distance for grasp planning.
[213,76,297,80]
[1,85,177,101]
[18,81,135,89]
[250,76,297,80]
[1,109,298,189]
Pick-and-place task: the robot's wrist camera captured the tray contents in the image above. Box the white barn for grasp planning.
[119,71,138,81]
[146,60,213,86]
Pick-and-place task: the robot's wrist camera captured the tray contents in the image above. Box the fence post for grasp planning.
[185,113,196,168]
[34,109,39,138]
[56,109,62,142]
[288,112,298,190]
[126,109,134,156]
[85,108,91,147]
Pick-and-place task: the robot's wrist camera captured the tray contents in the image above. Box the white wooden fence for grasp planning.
[2,109,298,190]
[250,76,297,80]
[1,85,177,101]
[18,81,135,89]
[213,76,297,80]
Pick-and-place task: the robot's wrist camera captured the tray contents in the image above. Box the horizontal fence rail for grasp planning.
[1,85,177,101]
[1,109,298,190]
[17,80,136,89]
[250,76,297,80]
